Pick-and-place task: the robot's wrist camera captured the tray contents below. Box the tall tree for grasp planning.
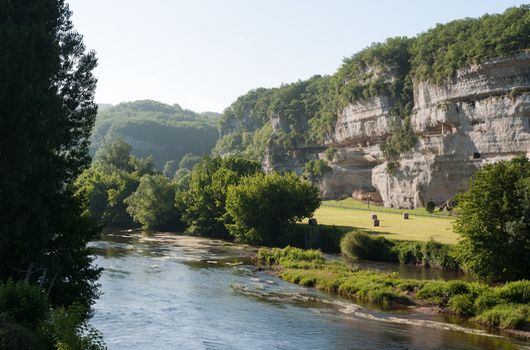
[454,156,530,282]
[0,0,100,307]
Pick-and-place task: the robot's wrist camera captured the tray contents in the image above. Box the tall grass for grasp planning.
[258,246,530,330]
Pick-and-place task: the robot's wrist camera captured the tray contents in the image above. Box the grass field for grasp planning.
[322,198,451,217]
[312,205,458,244]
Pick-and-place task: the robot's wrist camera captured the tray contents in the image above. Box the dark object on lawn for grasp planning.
[308,218,318,226]
[371,214,378,220]
[426,200,436,213]
[373,219,380,227]
[403,213,409,219]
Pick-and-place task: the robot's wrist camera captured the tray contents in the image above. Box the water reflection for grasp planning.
[89,231,527,350]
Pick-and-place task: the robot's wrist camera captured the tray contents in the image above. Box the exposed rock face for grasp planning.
[274,53,530,208]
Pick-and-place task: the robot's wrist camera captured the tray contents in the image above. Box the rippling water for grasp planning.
[89,231,528,350]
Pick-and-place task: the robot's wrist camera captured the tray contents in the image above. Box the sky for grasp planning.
[68,0,527,113]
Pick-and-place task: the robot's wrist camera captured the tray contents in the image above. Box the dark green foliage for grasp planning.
[75,139,156,227]
[0,319,45,350]
[340,232,459,270]
[303,159,332,183]
[454,156,530,282]
[277,224,345,253]
[334,37,413,111]
[411,5,530,83]
[0,280,49,330]
[177,156,263,238]
[340,232,396,262]
[91,100,219,168]
[0,0,101,311]
[425,200,436,213]
[392,240,459,270]
[225,172,321,245]
[0,281,104,350]
[124,174,182,231]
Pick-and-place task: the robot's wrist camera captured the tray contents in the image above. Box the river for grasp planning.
[89,230,528,350]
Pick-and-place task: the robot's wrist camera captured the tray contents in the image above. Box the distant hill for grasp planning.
[91,100,220,168]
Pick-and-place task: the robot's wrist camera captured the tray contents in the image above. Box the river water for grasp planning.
[89,231,528,350]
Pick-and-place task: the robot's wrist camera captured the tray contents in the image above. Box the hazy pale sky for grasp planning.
[68,0,526,112]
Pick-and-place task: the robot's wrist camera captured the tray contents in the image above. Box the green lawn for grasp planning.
[312,205,457,244]
[322,198,451,217]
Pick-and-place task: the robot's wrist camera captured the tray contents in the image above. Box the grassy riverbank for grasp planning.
[257,247,530,331]
[312,204,457,244]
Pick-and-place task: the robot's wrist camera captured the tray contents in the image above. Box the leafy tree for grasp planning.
[75,163,139,227]
[226,172,321,245]
[94,138,133,171]
[177,156,262,237]
[0,0,101,309]
[76,139,156,227]
[163,160,178,178]
[454,156,530,282]
[124,175,181,231]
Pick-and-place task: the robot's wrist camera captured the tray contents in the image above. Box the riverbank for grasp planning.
[257,246,530,339]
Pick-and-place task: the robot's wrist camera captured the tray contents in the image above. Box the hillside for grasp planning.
[91,100,220,168]
[214,5,530,208]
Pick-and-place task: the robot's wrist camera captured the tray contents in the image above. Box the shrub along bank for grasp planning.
[257,247,530,331]
[340,231,460,270]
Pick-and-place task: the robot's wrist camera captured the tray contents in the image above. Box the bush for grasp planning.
[391,240,459,270]
[257,246,324,265]
[449,294,475,316]
[278,223,345,253]
[474,304,530,329]
[497,280,530,304]
[425,201,436,213]
[340,231,396,262]
[0,280,49,329]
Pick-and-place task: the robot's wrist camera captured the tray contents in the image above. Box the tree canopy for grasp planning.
[454,156,530,282]
[91,100,220,169]
[226,172,321,245]
[177,156,263,238]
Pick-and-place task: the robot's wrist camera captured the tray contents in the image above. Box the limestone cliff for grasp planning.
[265,53,530,208]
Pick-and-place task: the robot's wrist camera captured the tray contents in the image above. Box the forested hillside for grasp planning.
[91,100,220,168]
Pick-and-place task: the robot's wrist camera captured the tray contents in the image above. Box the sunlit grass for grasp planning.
[311,205,457,244]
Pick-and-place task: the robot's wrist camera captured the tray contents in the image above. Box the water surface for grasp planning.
[90,231,527,350]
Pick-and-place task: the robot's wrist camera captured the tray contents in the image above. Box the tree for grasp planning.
[177,156,262,237]
[225,172,321,245]
[75,163,139,227]
[454,156,530,282]
[124,174,181,231]
[76,139,156,227]
[163,160,178,178]
[94,138,133,171]
[0,0,101,308]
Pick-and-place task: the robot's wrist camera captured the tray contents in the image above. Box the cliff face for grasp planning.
[267,53,530,208]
